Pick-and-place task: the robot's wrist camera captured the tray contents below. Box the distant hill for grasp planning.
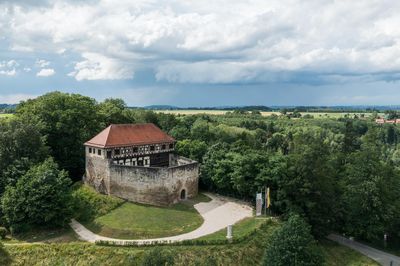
[0,104,17,109]
[0,104,17,113]
[144,105,181,110]
[141,105,273,111]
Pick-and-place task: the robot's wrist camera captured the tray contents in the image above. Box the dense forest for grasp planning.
[0,91,400,246]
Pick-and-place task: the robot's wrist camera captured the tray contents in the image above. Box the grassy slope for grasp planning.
[321,240,378,266]
[1,220,378,266]
[198,217,266,241]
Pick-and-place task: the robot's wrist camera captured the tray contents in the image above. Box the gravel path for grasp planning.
[70,193,253,245]
[328,234,400,266]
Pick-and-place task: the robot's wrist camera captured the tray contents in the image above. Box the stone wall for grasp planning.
[85,154,111,194]
[109,159,199,206]
[84,153,199,206]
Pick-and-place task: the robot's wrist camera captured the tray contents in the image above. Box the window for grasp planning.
[93,149,96,154]
[107,151,112,159]
[89,147,92,153]
[98,149,102,156]
[115,149,120,155]
[150,145,155,151]
[133,147,138,153]
[162,144,166,150]
[169,143,174,149]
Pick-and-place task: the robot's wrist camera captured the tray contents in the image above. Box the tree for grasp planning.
[341,128,400,241]
[98,98,131,127]
[176,139,208,162]
[0,118,48,195]
[275,129,339,237]
[1,158,72,233]
[263,215,324,266]
[16,92,101,178]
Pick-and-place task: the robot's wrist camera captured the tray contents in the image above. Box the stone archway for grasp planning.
[180,189,186,200]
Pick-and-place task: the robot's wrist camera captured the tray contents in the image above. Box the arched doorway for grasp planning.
[180,189,186,200]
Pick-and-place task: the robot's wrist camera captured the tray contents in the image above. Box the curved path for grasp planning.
[70,193,253,245]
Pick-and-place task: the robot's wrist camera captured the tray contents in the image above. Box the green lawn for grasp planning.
[198,217,267,241]
[84,201,203,239]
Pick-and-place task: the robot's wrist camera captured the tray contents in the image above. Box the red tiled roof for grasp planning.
[84,123,175,148]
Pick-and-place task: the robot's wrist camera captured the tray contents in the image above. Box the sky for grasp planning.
[1,0,400,107]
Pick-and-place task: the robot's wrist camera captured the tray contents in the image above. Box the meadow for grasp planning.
[0,113,14,118]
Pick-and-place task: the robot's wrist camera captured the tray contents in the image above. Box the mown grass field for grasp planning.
[156,109,380,119]
[85,201,204,239]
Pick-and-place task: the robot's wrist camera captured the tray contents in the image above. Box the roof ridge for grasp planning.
[104,125,112,146]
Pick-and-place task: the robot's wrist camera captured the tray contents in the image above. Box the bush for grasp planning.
[141,247,174,266]
[0,227,7,239]
[1,158,72,232]
[71,183,124,222]
[263,215,324,266]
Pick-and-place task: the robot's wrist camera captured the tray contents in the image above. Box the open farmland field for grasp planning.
[0,113,14,118]
[156,109,381,119]
[156,109,231,116]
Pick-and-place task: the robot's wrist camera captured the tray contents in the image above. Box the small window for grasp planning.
[150,145,155,151]
[98,149,102,156]
[93,149,96,154]
[107,151,112,159]
[161,144,166,150]
[89,147,92,153]
[115,149,120,155]
[169,143,174,149]
[133,147,138,152]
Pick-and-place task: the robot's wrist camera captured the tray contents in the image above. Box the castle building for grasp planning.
[84,123,199,206]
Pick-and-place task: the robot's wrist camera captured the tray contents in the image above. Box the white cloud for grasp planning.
[2,1,400,83]
[0,60,18,76]
[68,52,134,81]
[35,59,50,68]
[36,68,55,77]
